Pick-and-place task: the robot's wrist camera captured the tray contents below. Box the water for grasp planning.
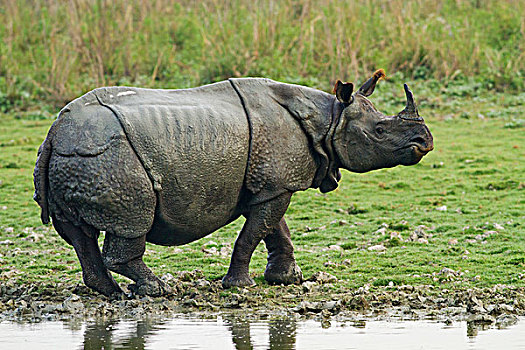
[0,316,524,350]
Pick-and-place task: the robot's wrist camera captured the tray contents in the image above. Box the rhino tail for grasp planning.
[33,114,62,225]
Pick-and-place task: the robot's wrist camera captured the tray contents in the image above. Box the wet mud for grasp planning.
[1,270,523,331]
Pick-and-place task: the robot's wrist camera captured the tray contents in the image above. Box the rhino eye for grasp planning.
[375,126,384,135]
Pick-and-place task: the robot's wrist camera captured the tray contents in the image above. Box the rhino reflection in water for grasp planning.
[34,70,433,296]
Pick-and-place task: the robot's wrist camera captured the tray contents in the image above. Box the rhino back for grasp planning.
[92,83,250,244]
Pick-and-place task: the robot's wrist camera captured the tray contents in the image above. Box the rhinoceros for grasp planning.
[34,70,433,297]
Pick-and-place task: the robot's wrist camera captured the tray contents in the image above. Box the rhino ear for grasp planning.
[357,69,386,97]
[333,80,354,104]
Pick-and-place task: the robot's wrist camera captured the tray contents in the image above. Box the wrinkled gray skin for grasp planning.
[34,72,433,297]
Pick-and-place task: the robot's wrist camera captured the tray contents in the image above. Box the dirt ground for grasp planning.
[1,269,523,332]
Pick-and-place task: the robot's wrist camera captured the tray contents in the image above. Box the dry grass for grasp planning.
[1,0,523,107]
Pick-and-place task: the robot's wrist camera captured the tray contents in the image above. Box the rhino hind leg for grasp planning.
[102,234,168,297]
[52,217,123,297]
[263,217,303,285]
[222,193,292,288]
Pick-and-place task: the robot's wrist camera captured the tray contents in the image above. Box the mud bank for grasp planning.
[1,270,523,328]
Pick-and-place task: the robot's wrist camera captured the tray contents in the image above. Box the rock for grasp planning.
[22,232,45,242]
[368,244,386,252]
[467,314,495,324]
[499,304,515,313]
[308,271,337,284]
[201,246,217,255]
[224,293,245,308]
[292,300,340,314]
[470,305,487,314]
[439,268,459,277]
[467,294,486,313]
[398,285,415,292]
[177,270,204,282]
[320,300,339,311]
[436,205,447,211]
[345,295,369,311]
[375,227,387,235]
[409,225,430,242]
[302,281,317,292]
[219,246,231,256]
[161,273,175,282]
[194,279,211,289]
[495,313,518,327]
[390,231,402,240]
[493,223,504,230]
[63,295,84,314]
[328,244,343,251]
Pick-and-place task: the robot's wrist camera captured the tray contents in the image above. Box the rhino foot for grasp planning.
[221,273,256,289]
[128,279,170,297]
[264,261,303,285]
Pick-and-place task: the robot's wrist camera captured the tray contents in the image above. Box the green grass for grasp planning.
[0,0,523,295]
[1,82,523,292]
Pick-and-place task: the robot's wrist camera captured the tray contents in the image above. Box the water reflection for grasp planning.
[224,316,296,350]
[1,315,523,349]
[82,318,163,350]
[80,315,299,350]
[267,319,296,350]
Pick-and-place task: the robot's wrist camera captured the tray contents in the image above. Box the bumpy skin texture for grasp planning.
[34,75,433,296]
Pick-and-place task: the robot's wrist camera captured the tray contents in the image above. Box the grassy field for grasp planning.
[0,79,523,293]
[0,0,523,299]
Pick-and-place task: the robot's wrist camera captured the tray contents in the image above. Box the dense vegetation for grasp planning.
[1,0,524,110]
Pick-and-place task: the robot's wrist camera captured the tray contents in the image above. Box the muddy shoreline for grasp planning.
[1,270,523,331]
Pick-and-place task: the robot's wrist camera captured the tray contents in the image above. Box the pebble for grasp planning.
[302,281,317,292]
[467,314,495,324]
[308,271,337,284]
[368,244,386,252]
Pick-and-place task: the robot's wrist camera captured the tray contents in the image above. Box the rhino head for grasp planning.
[332,70,433,174]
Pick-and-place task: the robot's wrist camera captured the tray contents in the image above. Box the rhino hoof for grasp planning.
[128,280,169,297]
[221,274,256,289]
[264,262,303,285]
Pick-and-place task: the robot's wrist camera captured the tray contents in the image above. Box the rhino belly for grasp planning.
[146,162,247,246]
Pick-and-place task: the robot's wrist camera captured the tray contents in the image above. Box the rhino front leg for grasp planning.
[102,234,168,297]
[263,217,303,285]
[222,192,292,288]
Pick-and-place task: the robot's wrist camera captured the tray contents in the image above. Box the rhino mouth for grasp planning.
[408,137,433,156]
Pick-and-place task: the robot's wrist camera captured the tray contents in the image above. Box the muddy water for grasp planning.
[1,316,524,350]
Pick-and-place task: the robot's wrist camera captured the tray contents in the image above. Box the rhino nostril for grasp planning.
[411,137,426,147]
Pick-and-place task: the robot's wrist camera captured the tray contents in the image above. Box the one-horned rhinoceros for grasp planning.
[34,70,433,297]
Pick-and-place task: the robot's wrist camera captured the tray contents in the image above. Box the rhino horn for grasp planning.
[397,83,422,121]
